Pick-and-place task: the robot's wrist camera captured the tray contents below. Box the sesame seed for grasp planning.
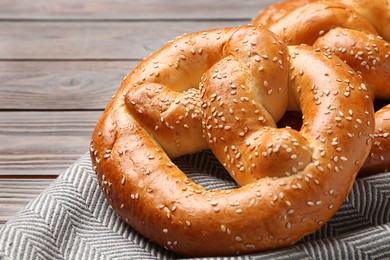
[221,224,227,232]
[286,222,292,229]
[245,244,255,249]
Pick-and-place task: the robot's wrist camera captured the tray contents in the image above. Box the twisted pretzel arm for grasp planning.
[313,28,390,99]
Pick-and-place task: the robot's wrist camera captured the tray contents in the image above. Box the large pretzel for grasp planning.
[253,0,390,175]
[90,26,374,257]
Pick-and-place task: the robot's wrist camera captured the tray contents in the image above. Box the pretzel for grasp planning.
[253,0,390,175]
[90,26,374,257]
[253,0,390,42]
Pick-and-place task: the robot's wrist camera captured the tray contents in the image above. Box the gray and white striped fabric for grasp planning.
[0,151,389,259]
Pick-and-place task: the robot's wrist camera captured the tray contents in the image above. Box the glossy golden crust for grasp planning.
[341,0,390,42]
[253,0,390,41]
[90,26,374,257]
[253,0,390,176]
[313,28,390,99]
[360,105,390,175]
[252,1,377,45]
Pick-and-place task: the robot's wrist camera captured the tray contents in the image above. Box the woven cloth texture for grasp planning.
[0,151,389,260]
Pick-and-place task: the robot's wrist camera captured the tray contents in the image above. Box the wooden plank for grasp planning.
[0,0,275,20]
[0,61,133,110]
[0,111,100,176]
[0,21,243,60]
[0,178,53,228]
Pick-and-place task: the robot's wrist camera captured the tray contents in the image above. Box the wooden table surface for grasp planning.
[0,0,282,228]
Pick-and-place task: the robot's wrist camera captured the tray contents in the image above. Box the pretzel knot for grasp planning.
[90,26,374,257]
[252,0,390,175]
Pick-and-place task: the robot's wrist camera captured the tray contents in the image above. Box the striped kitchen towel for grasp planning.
[0,151,389,260]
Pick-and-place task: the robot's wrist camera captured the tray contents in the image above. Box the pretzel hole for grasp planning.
[277,111,303,130]
[374,99,390,112]
[173,151,239,191]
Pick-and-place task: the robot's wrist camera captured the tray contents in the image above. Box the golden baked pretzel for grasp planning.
[253,0,390,42]
[253,0,390,175]
[90,26,374,256]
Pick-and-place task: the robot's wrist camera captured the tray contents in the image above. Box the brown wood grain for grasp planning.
[0,0,274,20]
[0,21,244,60]
[0,178,53,227]
[0,111,99,176]
[0,61,134,110]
